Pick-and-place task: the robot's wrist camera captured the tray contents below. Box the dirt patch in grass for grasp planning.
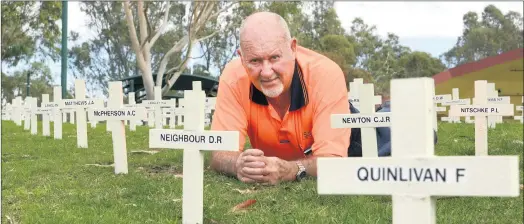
[138,164,182,176]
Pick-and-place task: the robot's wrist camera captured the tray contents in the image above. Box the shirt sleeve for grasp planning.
[309,62,351,157]
[210,71,248,152]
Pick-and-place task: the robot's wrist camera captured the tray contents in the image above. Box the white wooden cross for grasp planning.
[449,80,514,156]
[27,97,38,135]
[11,96,23,126]
[60,80,104,148]
[433,94,451,130]
[43,86,63,139]
[318,77,520,224]
[149,81,239,224]
[441,88,470,123]
[142,86,176,129]
[88,81,147,174]
[23,97,32,131]
[41,94,51,136]
[332,83,391,157]
[2,104,12,121]
[514,96,523,123]
[348,78,382,109]
[32,95,53,136]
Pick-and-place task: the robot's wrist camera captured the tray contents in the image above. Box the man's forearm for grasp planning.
[210,151,241,177]
[280,156,317,182]
[282,155,341,181]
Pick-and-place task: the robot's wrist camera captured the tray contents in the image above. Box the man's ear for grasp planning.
[290,38,297,55]
[236,48,243,60]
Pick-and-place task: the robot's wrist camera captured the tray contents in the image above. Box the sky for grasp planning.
[4,1,523,97]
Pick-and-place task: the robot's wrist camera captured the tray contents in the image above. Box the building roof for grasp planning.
[114,73,219,103]
[433,48,523,85]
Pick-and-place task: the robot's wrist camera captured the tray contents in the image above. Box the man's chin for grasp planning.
[261,88,283,98]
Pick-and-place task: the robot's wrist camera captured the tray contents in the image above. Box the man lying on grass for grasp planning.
[209,11,351,185]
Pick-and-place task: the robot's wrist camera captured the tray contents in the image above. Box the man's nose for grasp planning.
[260,60,273,77]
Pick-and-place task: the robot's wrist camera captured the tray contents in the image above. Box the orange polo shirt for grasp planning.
[211,46,351,161]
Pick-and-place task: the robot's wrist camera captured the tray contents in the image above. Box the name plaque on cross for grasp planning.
[149,129,239,150]
[487,97,510,103]
[61,99,103,108]
[331,113,391,128]
[449,104,514,116]
[142,100,175,106]
[317,156,519,197]
[88,108,147,121]
[43,103,59,108]
[434,95,451,102]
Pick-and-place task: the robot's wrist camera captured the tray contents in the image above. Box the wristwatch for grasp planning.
[295,161,306,181]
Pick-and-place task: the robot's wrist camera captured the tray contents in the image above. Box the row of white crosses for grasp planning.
[148,81,237,224]
[450,80,515,156]
[438,84,515,127]
[320,77,519,224]
[85,80,236,223]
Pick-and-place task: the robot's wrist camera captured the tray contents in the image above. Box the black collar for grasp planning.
[249,60,309,111]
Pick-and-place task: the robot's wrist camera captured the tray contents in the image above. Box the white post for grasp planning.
[514,96,523,123]
[76,80,87,147]
[449,80,514,156]
[30,97,38,135]
[42,94,51,136]
[23,97,31,130]
[486,83,497,128]
[88,82,147,174]
[69,110,75,124]
[128,92,137,131]
[12,96,23,126]
[433,94,451,130]
[317,78,520,224]
[331,84,391,157]
[53,86,63,139]
[178,98,185,126]
[149,81,239,224]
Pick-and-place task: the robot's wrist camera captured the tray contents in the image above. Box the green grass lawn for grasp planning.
[2,120,523,224]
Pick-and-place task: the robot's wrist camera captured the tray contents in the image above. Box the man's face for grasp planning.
[239,37,296,98]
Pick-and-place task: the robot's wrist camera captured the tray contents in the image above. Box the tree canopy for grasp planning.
[2,2,522,100]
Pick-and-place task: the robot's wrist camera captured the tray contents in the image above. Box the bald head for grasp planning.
[239,12,292,54]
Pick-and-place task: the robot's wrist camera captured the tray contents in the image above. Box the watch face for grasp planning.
[298,171,307,179]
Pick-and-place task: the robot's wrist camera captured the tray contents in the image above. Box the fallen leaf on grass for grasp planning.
[233,187,256,194]
[207,219,220,224]
[130,150,160,155]
[231,199,256,213]
[5,215,18,224]
[520,184,523,190]
[84,164,114,167]
[174,174,183,178]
